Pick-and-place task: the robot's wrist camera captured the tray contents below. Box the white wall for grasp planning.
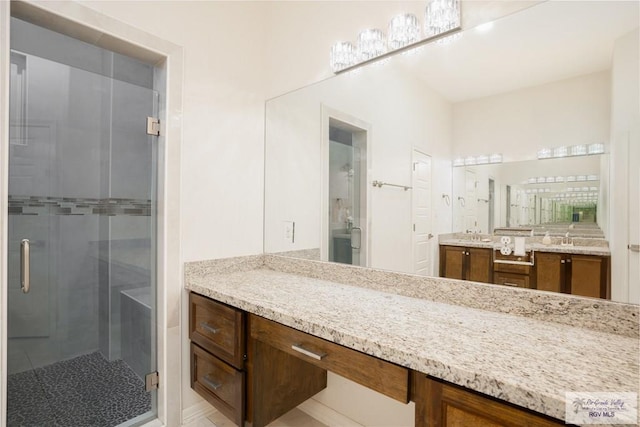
[86,1,267,264]
[452,71,611,162]
[450,72,610,232]
[264,62,453,276]
[610,28,640,304]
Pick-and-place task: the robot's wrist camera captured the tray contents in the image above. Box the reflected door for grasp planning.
[327,119,367,266]
[7,20,158,427]
[412,151,432,275]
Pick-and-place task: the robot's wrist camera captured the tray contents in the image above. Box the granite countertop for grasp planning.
[439,236,611,256]
[184,255,639,425]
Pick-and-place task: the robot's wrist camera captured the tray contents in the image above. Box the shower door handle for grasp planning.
[21,239,30,293]
[350,227,362,250]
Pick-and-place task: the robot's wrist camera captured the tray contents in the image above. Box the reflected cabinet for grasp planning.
[439,245,610,299]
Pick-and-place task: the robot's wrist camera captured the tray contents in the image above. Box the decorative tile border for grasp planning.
[8,195,151,216]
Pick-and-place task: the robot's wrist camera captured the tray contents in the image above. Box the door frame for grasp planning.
[0,2,183,426]
[320,105,372,267]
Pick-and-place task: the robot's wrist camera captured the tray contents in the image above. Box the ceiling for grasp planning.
[396,1,639,102]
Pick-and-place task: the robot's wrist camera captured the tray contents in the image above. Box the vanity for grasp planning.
[439,233,611,299]
[185,255,639,427]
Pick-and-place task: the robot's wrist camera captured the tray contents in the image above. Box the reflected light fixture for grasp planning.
[388,14,421,49]
[357,29,387,61]
[538,143,606,159]
[475,21,494,33]
[453,153,502,167]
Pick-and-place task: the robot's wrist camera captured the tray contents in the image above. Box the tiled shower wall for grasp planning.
[7,18,154,373]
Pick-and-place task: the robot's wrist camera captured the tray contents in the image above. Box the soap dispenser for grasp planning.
[542,231,551,245]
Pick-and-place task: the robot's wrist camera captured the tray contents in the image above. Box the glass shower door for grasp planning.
[7,38,158,427]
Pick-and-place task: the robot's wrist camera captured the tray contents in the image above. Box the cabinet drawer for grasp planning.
[191,343,244,426]
[250,314,409,403]
[493,262,531,275]
[494,272,530,289]
[189,292,245,368]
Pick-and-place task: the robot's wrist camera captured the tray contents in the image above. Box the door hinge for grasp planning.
[146,117,160,136]
[145,371,159,391]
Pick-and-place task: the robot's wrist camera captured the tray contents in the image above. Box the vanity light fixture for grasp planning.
[537,148,552,159]
[357,29,387,61]
[475,154,489,164]
[453,153,503,167]
[464,156,477,166]
[538,143,606,159]
[570,144,587,156]
[489,153,502,163]
[553,146,568,157]
[388,14,421,49]
[329,1,461,73]
[425,0,461,43]
[525,175,598,185]
[330,41,357,72]
[588,143,605,154]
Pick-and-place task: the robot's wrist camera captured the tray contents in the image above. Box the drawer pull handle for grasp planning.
[503,282,519,287]
[202,375,222,390]
[199,322,220,335]
[291,344,326,361]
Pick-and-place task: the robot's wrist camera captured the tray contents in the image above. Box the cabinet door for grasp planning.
[468,248,492,283]
[570,255,606,298]
[440,246,465,280]
[536,253,565,293]
[413,373,564,427]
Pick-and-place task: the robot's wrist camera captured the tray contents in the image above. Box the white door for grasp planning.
[464,170,478,232]
[412,150,432,275]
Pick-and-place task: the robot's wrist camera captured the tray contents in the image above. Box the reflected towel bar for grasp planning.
[372,180,412,191]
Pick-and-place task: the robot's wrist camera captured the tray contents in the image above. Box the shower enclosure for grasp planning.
[6,18,158,426]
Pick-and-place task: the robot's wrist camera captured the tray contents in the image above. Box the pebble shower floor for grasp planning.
[7,352,151,427]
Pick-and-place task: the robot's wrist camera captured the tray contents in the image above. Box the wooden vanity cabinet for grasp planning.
[189,293,246,425]
[535,253,609,299]
[190,292,571,427]
[492,250,534,289]
[412,373,566,427]
[440,245,493,283]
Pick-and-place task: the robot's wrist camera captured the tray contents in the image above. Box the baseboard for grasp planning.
[298,398,364,427]
[182,401,216,425]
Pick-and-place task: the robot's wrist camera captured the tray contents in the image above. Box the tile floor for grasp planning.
[184,408,327,427]
[7,352,150,427]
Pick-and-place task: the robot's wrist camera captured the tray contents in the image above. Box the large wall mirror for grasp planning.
[263,1,639,301]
